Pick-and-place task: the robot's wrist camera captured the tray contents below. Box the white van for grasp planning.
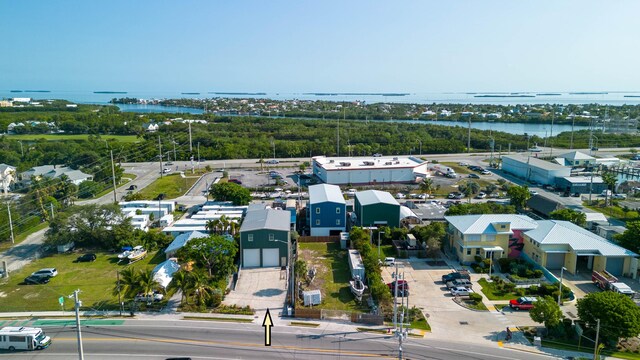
[0,326,51,351]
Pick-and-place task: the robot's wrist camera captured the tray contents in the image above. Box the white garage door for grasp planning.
[243,249,260,268]
[262,248,280,267]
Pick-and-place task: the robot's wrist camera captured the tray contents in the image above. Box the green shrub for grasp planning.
[527,285,539,295]
[515,288,526,296]
[482,258,491,268]
[533,269,543,278]
[468,293,483,303]
[498,258,512,272]
[474,255,483,263]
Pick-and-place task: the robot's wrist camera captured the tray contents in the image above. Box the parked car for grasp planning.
[383,257,396,267]
[396,193,406,199]
[612,194,627,199]
[475,192,487,199]
[467,173,479,179]
[458,162,469,166]
[24,275,50,285]
[450,286,474,297]
[373,153,383,157]
[441,270,471,283]
[127,184,138,191]
[601,190,612,197]
[509,296,538,310]
[31,268,58,278]
[228,179,243,185]
[572,192,581,197]
[266,159,280,164]
[446,279,473,289]
[135,291,164,302]
[162,167,171,173]
[387,280,409,291]
[75,253,97,262]
[481,170,492,175]
[529,190,539,196]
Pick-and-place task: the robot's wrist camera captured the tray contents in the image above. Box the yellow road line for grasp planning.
[54,337,392,358]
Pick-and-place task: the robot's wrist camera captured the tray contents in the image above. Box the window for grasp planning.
[336,219,341,225]
[315,207,320,214]
[247,234,253,242]
[466,248,471,255]
[475,249,480,255]
[9,336,24,342]
[269,234,274,241]
[316,219,320,225]
[485,234,496,241]
[336,207,341,214]
[459,245,463,253]
[467,234,481,241]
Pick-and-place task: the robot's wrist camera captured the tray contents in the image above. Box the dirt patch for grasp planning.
[298,248,327,296]
[0,291,6,298]
[23,293,40,299]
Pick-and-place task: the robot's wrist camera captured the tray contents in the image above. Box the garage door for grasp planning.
[606,257,625,276]
[243,249,260,268]
[546,253,566,270]
[262,248,280,267]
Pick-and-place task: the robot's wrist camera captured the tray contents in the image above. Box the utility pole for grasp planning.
[172,136,177,162]
[110,150,117,203]
[19,141,24,157]
[50,203,55,220]
[116,271,123,316]
[197,142,201,169]
[570,116,576,150]
[550,107,555,158]
[188,122,193,153]
[467,118,471,153]
[7,204,14,244]
[71,289,85,360]
[593,318,600,360]
[158,136,163,179]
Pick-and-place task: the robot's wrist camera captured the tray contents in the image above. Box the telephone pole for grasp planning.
[7,204,15,244]
[467,118,471,153]
[188,122,193,153]
[593,318,600,360]
[110,150,117,203]
[172,136,177,162]
[72,289,85,360]
[158,136,163,178]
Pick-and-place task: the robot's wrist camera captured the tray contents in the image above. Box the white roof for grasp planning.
[561,176,604,184]
[309,184,345,205]
[356,190,399,206]
[525,220,637,257]
[152,259,181,288]
[445,214,538,235]
[559,151,595,161]
[165,230,209,254]
[503,154,570,171]
[313,155,424,170]
[400,205,418,219]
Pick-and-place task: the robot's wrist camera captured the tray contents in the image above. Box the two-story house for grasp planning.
[308,184,346,236]
[239,209,291,268]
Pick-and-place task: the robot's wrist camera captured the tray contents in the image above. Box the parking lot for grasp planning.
[381,259,540,343]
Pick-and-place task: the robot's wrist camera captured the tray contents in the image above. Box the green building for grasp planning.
[239,209,291,268]
[354,190,400,228]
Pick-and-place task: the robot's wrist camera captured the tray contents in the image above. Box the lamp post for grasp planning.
[557,266,567,306]
[488,251,493,279]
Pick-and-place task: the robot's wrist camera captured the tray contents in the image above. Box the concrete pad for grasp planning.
[223,268,288,312]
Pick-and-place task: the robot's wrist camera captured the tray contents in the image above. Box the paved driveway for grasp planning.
[223,268,288,312]
[382,259,539,344]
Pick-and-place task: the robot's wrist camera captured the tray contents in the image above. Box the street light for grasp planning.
[557,266,567,306]
[269,238,294,310]
[378,229,386,257]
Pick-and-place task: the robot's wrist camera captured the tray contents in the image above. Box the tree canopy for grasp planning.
[445,202,516,216]
[208,182,251,205]
[529,296,563,329]
[549,208,587,227]
[577,291,640,342]
[176,235,238,279]
[507,185,531,209]
[615,221,640,254]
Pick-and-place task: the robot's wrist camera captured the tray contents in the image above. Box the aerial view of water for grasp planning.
[0,89,630,136]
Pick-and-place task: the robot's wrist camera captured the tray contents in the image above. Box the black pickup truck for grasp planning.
[441,270,471,283]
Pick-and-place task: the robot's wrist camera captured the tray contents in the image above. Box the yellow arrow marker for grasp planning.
[262,308,274,346]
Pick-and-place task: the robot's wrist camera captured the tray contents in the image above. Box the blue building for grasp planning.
[308,184,346,236]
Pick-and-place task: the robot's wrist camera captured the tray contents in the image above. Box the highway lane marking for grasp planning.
[54,337,392,358]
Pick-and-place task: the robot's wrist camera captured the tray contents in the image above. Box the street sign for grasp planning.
[58,296,64,306]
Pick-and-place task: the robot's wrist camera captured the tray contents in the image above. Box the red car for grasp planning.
[509,296,537,310]
[387,280,409,291]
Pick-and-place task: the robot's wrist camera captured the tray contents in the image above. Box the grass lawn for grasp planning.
[4,134,139,143]
[477,278,519,301]
[523,334,639,359]
[0,250,164,312]
[298,242,368,311]
[0,222,49,253]
[584,202,638,223]
[137,173,200,200]
[493,303,509,311]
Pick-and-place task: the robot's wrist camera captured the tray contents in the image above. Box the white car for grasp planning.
[529,190,539,196]
[458,162,469,166]
[450,286,474,297]
[383,257,396,266]
[31,268,58,278]
[475,192,487,199]
[396,193,406,199]
[162,167,171,173]
[612,194,627,200]
[135,291,164,302]
[373,153,383,157]
[344,189,357,197]
[600,190,612,197]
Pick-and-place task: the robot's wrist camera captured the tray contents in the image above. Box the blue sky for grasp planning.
[1,1,639,93]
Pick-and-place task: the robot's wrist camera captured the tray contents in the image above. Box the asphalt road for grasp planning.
[2,321,558,360]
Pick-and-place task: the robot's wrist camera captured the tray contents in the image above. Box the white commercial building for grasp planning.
[502,154,571,185]
[312,155,428,185]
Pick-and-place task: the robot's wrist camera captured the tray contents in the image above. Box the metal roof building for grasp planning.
[239,209,291,268]
[308,184,346,236]
[445,214,538,235]
[312,155,428,185]
[502,154,571,185]
[354,190,401,228]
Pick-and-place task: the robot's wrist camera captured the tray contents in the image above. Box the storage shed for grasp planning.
[348,249,366,280]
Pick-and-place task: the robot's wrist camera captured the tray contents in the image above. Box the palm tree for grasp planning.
[188,270,215,307]
[138,269,160,297]
[169,270,191,304]
[602,171,617,206]
[115,267,141,299]
[219,215,230,234]
[461,181,480,203]
[205,219,217,234]
[419,178,435,196]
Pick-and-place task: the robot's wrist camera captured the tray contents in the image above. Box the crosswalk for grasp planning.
[0,319,32,328]
[488,307,518,332]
